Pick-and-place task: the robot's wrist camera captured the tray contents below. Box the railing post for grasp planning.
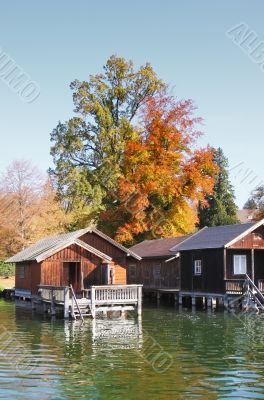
[91,287,96,319]
[51,288,56,316]
[137,285,142,316]
[64,286,70,319]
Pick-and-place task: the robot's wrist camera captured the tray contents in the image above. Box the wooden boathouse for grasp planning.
[129,219,264,311]
[7,227,142,319]
[128,236,188,301]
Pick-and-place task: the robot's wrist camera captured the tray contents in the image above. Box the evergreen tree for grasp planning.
[199,147,239,227]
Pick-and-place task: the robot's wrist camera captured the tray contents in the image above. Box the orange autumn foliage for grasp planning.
[101,94,218,244]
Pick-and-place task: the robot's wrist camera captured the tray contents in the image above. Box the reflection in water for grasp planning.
[0,301,264,399]
[91,315,143,349]
[63,315,142,349]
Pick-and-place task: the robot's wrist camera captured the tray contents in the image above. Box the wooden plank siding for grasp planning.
[41,243,101,288]
[127,258,180,289]
[114,264,127,285]
[254,250,264,283]
[229,226,264,249]
[80,232,128,265]
[15,238,129,295]
[15,261,40,294]
[180,249,224,293]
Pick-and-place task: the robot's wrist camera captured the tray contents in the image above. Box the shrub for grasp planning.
[0,262,15,277]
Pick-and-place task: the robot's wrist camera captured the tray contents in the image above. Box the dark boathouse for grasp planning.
[170,220,264,294]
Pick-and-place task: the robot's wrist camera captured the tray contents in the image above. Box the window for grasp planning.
[17,265,25,279]
[194,260,202,275]
[233,255,247,275]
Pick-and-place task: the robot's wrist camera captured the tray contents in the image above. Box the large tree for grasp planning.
[244,185,264,219]
[0,160,67,258]
[99,94,217,244]
[50,55,164,228]
[198,147,239,228]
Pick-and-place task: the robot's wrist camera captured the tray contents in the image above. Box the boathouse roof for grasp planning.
[129,235,190,258]
[170,220,264,252]
[7,227,141,263]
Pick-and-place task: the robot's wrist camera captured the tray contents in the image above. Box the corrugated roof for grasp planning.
[7,227,140,263]
[170,222,257,251]
[129,235,190,258]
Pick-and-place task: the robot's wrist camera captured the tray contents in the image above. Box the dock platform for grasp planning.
[30,284,143,320]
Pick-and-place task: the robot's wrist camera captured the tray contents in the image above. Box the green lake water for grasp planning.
[0,300,264,399]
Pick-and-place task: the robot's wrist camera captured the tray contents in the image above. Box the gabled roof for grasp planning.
[36,238,113,263]
[129,235,190,258]
[90,227,140,260]
[7,227,141,263]
[170,220,264,252]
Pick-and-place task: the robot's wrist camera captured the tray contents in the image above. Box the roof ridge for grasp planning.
[169,227,208,253]
[90,228,141,260]
[74,239,112,261]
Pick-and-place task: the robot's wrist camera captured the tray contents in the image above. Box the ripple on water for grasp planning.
[0,302,264,399]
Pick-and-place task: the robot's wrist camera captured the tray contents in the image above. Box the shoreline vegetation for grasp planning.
[0,262,15,292]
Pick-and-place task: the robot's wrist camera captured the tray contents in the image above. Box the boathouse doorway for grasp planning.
[101,264,114,285]
[63,262,81,291]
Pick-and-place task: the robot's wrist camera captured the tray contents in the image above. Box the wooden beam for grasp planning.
[223,248,227,280]
[251,248,255,283]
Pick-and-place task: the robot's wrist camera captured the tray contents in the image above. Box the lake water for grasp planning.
[0,300,264,399]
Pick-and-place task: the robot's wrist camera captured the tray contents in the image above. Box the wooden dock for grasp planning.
[32,284,143,319]
[143,275,264,312]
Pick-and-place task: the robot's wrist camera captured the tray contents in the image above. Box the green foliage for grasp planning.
[244,185,264,220]
[199,147,239,227]
[0,262,15,277]
[50,55,164,228]
[244,198,257,210]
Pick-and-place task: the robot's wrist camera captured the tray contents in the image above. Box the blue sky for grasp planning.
[0,0,263,207]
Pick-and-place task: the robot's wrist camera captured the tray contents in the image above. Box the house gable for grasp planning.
[228,225,264,249]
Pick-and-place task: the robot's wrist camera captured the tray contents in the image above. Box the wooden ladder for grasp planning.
[243,274,264,312]
[69,285,92,322]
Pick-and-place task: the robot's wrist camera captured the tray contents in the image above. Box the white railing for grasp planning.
[90,285,143,318]
[243,274,264,311]
[258,279,264,293]
[37,284,143,319]
[92,285,140,303]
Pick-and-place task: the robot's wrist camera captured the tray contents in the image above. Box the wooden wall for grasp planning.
[253,249,264,281]
[230,226,264,249]
[16,239,128,294]
[180,249,224,293]
[226,249,252,280]
[15,261,41,294]
[114,264,127,285]
[127,257,180,289]
[80,232,127,265]
[41,243,101,288]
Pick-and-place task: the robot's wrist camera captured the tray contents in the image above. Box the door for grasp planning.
[192,258,203,291]
[63,262,80,291]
